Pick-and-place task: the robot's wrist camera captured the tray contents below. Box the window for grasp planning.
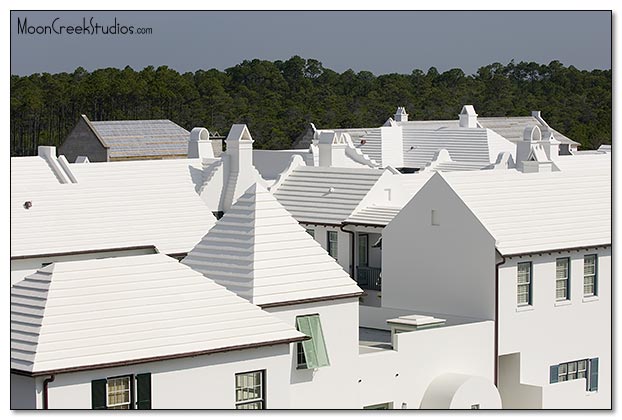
[431,209,440,226]
[235,371,264,409]
[327,231,338,259]
[296,340,307,369]
[91,373,151,410]
[556,258,570,301]
[584,254,597,297]
[550,358,598,392]
[358,234,368,267]
[517,262,532,306]
[295,314,330,369]
[107,377,132,409]
[306,228,315,239]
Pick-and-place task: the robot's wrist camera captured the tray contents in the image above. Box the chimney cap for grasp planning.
[460,105,477,116]
[226,124,254,143]
[190,127,210,142]
[523,125,542,142]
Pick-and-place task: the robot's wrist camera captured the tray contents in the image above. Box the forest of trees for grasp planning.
[10,57,611,157]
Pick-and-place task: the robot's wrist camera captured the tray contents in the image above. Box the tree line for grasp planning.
[10,57,611,156]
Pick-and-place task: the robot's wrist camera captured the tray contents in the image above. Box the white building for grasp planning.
[11,184,502,410]
[288,105,579,174]
[381,150,611,408]
[10,146,216,285]
[10,254,306,409]
[10,118,609,410]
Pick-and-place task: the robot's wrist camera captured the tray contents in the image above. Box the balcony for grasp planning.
[356,266,382,291]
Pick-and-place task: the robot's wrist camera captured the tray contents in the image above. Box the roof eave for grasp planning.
[14,335,308,377]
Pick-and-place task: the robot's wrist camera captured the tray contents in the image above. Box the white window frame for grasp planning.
[555,257,570,301]
[583,254,597,297]
[517,262,532,306]
[235,370,264,409]
[106,376,132,410]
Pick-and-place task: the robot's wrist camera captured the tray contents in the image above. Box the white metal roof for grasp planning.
[90,119,190,158]
[11,254,304,374]
[344,172,433,226]
[10,156,65,186]
[183,184,362,307]
[273,166,385,225]
[401,128,515,169]
[345,205,403,226]
[11,157,215,258]
[477,116,578,146]
[440,155,611,255]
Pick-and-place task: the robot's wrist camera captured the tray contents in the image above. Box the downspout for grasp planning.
[43,375,55,409]
[340,224,355,278]
[494,254,506,388]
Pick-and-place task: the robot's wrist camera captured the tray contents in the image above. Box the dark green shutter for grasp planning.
[589,358,599,392]
[549,365,559,383]
[136,373,152,409]
[91,379,107,409]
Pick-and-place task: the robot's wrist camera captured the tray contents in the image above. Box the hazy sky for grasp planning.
[10,10,611,76]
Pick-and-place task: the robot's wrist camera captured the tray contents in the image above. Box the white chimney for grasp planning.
[517,126,554,173]
[394,107,409,122]
[517,125,540,163]
[219,124,258,211]
[225,124,254,174]
[188,127,214,159]
[318,131,347,167]
[540,128,560,161]
[459,105,478,128]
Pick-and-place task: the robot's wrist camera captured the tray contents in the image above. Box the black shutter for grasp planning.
[549,365,559,384]
[91,379,107,409]
[136,373,152,409]
[589,358,599,392]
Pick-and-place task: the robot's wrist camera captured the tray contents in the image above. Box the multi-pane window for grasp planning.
[327,231,338,259]
[551,358,598,392]
[358,234,368,267]
[584,255,597,297]
[556,258,570,301]
[306,228,315,239]
[92,373,151,410]
[107,377,132,409]
[296,341,307,369]
[295,314,330,369]
[517,262,532,306]
[235,371,264,409]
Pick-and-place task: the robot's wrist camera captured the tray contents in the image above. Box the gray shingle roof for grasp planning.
[90,119,190,158]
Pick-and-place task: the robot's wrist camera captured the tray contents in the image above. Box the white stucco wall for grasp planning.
[10,374,37,409]
[302,224,352,276]
[497,247,611,409]
[382,175,497,319]
[40,344,291,409]
[11,247,157,285]
[498,353,543,408]
[265,298,360,408]
[357,320,497,409]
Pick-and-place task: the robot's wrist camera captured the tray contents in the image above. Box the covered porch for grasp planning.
[353,228,382,307]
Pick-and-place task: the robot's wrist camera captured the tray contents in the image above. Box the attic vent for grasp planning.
[23,201,32,210]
